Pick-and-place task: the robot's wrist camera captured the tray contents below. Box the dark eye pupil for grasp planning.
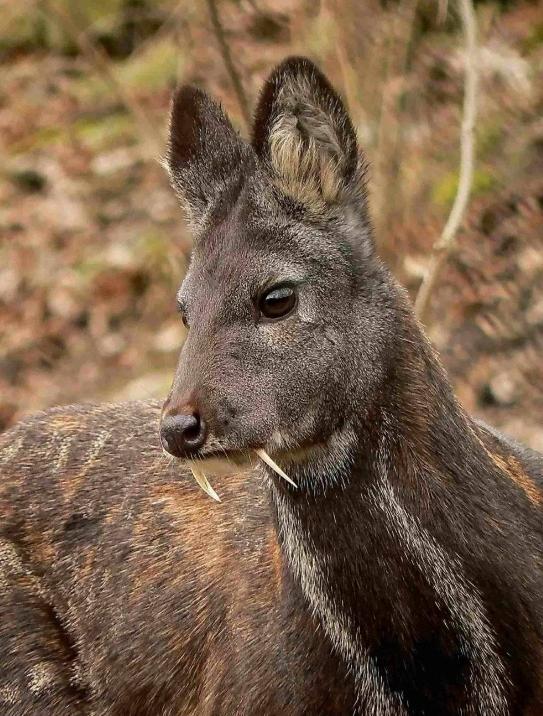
[260,286,296,319]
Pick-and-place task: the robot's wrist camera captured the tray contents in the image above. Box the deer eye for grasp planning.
[259,285,297,321]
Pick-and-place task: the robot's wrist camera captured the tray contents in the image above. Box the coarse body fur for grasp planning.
[1,57,542,714]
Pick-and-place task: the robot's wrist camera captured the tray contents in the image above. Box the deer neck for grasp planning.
[268,333,508,715]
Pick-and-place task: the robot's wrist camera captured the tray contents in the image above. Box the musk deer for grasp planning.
[1,57,542,716]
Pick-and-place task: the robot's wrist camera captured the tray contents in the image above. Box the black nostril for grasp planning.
[160,411,207,458]
[182,414,201,444]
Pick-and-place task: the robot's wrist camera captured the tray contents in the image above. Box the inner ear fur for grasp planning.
[252,56,364,216]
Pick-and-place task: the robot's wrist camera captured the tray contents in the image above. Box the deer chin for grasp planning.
[184,452,253,502]
[187,450,253,478]
[185,445,298,501]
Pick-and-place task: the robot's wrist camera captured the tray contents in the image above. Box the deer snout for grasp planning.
[160,405,207,458]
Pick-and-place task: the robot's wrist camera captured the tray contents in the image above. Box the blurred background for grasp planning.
[0,0,541,448]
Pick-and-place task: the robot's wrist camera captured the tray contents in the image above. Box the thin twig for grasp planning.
[206,0,251,132]
[414,0,478,323]
[372,0,419,251]
[39,0,163,159]
[437,0,449,25]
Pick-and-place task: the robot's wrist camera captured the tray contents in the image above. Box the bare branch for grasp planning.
[437,0,449,26]
[206,0,251,132]
[414,0,478,323]
[372,0,419,249]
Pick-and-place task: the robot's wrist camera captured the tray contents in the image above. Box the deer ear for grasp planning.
[252,57,365,218]
[166,86,250,229]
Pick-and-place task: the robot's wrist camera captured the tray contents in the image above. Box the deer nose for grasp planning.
[160,410,207,458]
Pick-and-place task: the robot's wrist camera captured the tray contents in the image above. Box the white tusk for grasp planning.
[255,448,297,488]
[190,465,221,502]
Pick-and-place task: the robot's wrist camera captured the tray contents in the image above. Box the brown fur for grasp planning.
[0,402,356,714]
[490,453,542,506]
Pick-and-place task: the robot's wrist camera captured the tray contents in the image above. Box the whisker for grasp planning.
[218,444,234,465]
